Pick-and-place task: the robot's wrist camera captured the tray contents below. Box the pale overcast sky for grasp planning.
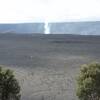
[0,0,100,23]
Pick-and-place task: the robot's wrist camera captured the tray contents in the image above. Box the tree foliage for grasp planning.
[76,62,100,100]
[0,67,21,100]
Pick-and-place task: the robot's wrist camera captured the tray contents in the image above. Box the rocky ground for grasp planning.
[0,34,100,100]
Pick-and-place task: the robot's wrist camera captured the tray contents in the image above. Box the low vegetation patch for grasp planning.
[0,66,21,100]
[76,62,100,100]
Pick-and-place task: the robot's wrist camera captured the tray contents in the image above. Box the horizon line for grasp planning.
[0,20,100,24]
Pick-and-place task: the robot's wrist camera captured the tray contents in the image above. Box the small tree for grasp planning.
[76,62,100,100]
[0,67,21,100]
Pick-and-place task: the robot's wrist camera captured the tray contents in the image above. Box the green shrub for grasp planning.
[0,67,21,100]
[76,62,100,100]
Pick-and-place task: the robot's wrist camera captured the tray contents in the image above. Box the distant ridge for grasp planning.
[49,21,100,35]
[0,21,100,35]
[0,23,44,34]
